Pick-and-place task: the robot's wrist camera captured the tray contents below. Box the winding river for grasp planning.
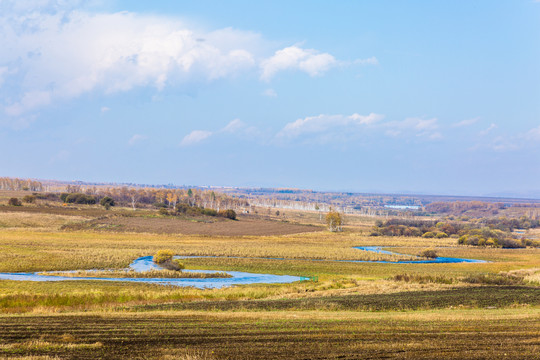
[0,247,485,288]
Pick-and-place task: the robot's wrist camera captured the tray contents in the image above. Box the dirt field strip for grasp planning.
[0,308,538,359]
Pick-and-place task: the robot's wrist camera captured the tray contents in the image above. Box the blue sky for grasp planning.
[1,0,539,197]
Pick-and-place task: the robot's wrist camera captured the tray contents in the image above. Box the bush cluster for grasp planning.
[22,195,36,203]
[60,193,96,204]
[169,203,236,219]
[99,196,115,209]
[152,249,184,271]
[371,217,539,248]
[371,219,445,237]
[33,192,59,200]
[153,249,175,264]
[479,216,540,231]
[458,232,539,248]
[7,197,22,206]
[418,249,438,258]
[393,273,453,284]
[462,273,525,286]
[218,209,237,220]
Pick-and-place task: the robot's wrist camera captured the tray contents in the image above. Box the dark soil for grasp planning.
[0,308,538,359]
[129,286,540,312]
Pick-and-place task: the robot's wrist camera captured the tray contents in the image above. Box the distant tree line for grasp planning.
[69,186,247,211]
[371,217,540,248]
[0,177,43,191]
[425,201,510,217]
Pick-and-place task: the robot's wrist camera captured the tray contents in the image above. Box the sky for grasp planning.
[0,0,539,197]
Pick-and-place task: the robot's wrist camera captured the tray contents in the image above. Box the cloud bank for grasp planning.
[277,113,384,139]
[260,46,337,81]
[0,3,367,124]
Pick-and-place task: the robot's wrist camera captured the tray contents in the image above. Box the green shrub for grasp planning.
[153,250,184,271]
[393,273,453,284]
[60,193,69,202]
[100,196,115,209]
[22,195,36,203]
[34,192,58,200]
[498,238,525,249]
[218,209,237,220]
[462,274,524,286]
[418,249,438,259]
[7,197,22,206]
[65,193,96,205]
[163,259,185,271]
[202,208,218,216]
[158,208,169,216]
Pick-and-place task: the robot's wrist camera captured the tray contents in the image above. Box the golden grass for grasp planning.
[0,274,475,314]
[0,230,430,273]
[161,350,218,360]
[0,356,61,360]
[1,196,539,360]
[139,306,540,321]
[0,340,103,350]
[505,267,540,284]
[0,207,539,314]
[0,211,87,230]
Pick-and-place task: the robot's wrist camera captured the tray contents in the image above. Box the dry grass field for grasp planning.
[62,213,322,236]
[0,191,539,359]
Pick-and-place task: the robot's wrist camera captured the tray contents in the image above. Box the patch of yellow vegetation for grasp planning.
[0,339,103,350]
[0,212,87,230]
[506,267,540,284]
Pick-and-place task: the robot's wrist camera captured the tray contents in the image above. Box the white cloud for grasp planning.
[479,123,497,136]
[354,56,379,66]
[128,134,147,145]
[469,124,540,152]
[452,117,479,127]
[278,112,384,138]
[180,130,212,146]
[260,46,337,81]
[525,125,540,141]
[349,113,383,125]
[222,118,245,133]
[0,2,374,126]
[0,7,258,118]
[262,88,277,97]
[385,117,441,139]
[100,106,110,113]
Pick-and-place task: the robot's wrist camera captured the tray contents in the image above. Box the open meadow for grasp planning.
[0,196,539,359]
